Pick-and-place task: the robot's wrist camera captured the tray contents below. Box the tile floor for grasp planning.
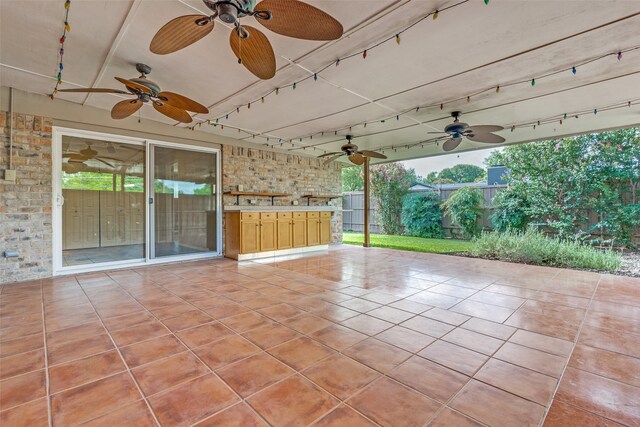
[1,245,639,426]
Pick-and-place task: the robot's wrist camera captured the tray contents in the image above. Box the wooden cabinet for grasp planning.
[307,212,320,246]
[240,216,260,254]
[320,211,332,244]
[225,210,333,259]
[277,212,293,250]
[260,212,277,251]
[292,212,307,248]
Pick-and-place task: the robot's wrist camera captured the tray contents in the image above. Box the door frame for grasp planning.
[147,140,222,263]
[52,127,222,276]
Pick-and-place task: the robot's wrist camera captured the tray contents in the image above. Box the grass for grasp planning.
[472,229,622,271]
[342,232,473,254]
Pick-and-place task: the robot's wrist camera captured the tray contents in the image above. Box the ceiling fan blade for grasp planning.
[318,151,342,158]
[466,125,504,134]
[157,91,208,114]
[94,158,115,169]
[427,131,448,134]
[359,150,387,159]
[63,153,87,160]
[443,137,463,152]
[323,153,345,164]
[153,101,193,123]
[348,153,365,165]
[466,133,506,144]
[111,99,143,119]
[115,77,152,94]
[229,25,276,80]
[150,15,214,55]
[254,0,343,41]
[57,88,129,94]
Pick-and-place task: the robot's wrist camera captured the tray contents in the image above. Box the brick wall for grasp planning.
[0,111,53,283]
[222,145,343,243]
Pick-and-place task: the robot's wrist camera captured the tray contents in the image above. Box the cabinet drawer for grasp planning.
[241,212,260,220]
[293,212,306,219]
[307,212,320,218]
[261,212,277,220]
[320,211,332,219]
[277,212,292,219]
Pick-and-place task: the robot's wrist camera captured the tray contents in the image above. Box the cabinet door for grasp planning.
[277,219,293,250]
[292,219,307,248]
[260,219,277,252]
[320,218,331,244]
[240,220,260,254]
[307,218,320,246]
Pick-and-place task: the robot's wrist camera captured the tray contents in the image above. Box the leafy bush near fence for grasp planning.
[370,163,414,235]
[402,192,444,238]
[471,229,621,271]
[485,128,640,246]
[442,187,484,239]
[490,189,530,232]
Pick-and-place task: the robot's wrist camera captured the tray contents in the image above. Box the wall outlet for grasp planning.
[292,200,299,206]
[249,199,257,205]
[237,184,244,192]
[4,169,16,182]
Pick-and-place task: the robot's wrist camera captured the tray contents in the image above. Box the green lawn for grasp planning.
[342,232,473,254]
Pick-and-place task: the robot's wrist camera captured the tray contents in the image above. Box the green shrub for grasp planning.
[471,229,621,271]
[490,188,530,232]
[402,192,444,238]
[442,187,484,239]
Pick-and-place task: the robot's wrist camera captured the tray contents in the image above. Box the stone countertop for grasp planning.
[224,206,341,212]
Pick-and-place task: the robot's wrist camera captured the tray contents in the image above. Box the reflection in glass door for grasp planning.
[151,145,218,259]
[60,135,145,266]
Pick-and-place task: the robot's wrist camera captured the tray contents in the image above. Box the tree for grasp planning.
[439,164,486,183]
[342,166,363,192]
[484,149,506,167]
[369,163,414,235]
[491,128,640,245]
[423,164,486,184]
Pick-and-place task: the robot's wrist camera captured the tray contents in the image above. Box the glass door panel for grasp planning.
[60,135,145,266]
[151,146,218,258]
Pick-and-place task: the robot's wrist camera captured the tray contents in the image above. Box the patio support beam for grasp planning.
[363,157,370,248]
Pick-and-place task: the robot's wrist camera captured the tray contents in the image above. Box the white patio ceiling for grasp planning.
[2,0,640,163]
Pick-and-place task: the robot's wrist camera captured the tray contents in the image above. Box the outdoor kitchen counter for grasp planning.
[223,206,340,212]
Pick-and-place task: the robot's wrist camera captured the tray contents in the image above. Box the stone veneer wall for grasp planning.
[0,111,53,283]
[222,145,343,243]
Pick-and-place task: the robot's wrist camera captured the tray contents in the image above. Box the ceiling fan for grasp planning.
[430,111,505,151]
[149,0,343,80]
[318,135,387,165]
[57,63,209,123]
[63,143,119,169]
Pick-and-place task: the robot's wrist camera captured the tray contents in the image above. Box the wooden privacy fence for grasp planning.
[343,185,640,245]
[343,185,505,237]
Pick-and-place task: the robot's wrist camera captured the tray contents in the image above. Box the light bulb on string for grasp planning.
[433,10,439,19]
[572,66,577,75]
[531,78,536,87]
[396,34,401,44]
[617,51,622,60]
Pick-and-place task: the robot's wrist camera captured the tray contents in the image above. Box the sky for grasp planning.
[401,146,503,177]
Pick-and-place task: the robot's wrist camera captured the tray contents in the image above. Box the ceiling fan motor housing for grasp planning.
[204,0,256,22]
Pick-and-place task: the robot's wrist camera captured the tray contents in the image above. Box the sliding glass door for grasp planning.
[53,128,221,274]
[150,145,219,259]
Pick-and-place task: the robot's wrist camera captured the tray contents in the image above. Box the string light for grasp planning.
[531,78,536,86]
[363,50,367,59]
[50,0,72,99]
[617,51,622,60]
[496,86,500,93]
[433,10,439,19]
[396,34,401,45]
[572,66,577,75]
